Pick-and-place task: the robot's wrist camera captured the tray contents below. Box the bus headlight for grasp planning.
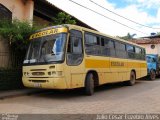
[24,72,27,76]
[48,72,52,76]
[56,71,63,76]
[23,72,30,77]
[48,71,63,77]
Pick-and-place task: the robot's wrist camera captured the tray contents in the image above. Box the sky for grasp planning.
[47,0,160,38]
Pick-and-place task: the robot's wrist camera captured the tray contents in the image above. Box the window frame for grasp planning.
[66,29,84,66]
[84,31,146,60]
[84,32,102,56]
[0,4,12,20]
[115,41,127,58]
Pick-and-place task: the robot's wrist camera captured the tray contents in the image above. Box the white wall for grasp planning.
[141,44,160,55]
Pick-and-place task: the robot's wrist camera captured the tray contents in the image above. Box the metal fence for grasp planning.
[0,39,25,90]
[0,69,24,90]
[0,51,24,69]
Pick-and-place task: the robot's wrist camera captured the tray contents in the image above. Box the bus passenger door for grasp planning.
[66,29,85,88]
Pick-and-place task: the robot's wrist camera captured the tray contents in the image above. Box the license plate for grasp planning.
[33,83,42,88]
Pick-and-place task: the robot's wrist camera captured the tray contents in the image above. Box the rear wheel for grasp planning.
[85,73,94,96]
[150,70,156,80]
[125,71,136,86]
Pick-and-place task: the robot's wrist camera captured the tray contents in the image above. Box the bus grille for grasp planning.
[29,80,47,83]
[32,72,45,76]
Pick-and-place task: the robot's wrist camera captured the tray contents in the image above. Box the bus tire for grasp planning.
[85,73,94,96]
[150,70,156,80]
[125,71,136,86]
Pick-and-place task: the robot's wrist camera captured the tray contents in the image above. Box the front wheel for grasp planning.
[150,70,156,80]
[125,71,136,86]
[85,73,94,96]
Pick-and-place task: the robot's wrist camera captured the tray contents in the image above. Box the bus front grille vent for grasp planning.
[29,80,48,83]
[31,69,46,71]
[32,72,45,76]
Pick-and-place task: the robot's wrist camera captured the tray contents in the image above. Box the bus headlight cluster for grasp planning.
[48,71,63,77]
[23,72,30,77]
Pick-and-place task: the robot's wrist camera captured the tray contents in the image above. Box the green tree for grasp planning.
[52,12,76,25]
[157,32,160,35]
[118,33,136,40]
[0,19,38,51]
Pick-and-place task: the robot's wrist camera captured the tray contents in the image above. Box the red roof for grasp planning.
[130,38,160,44]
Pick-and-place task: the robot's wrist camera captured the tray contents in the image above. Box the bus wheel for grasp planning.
[85,73,94,96]
[125,71,136,86]
[150,70,156,80]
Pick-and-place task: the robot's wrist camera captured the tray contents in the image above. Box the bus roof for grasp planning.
[34,24,145,49]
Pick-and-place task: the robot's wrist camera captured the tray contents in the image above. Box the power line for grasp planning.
[89,0,160,30]
[68,0,148,35]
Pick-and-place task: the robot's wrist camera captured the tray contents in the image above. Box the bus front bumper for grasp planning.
[22,77,68,89]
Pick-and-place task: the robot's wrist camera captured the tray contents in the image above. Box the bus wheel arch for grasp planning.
[86,70,99,86]
[125,70,136,86]
[84,70,99,95]
[132,69,136,79]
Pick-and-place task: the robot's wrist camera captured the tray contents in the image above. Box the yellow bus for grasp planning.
[22,24,147,95]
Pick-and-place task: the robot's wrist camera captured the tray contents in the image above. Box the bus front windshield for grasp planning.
[24,33,67,64]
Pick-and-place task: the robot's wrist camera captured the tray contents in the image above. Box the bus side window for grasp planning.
[67,30,83,65]
[67,36,82,54]
[73,37,82,54]
[127,45,135,59]
[109,40,116,57]
[141,49,146,60]
[101,38,110,56]
[85,33,101,55]
[115,42,126,58]
[135,47,142,60]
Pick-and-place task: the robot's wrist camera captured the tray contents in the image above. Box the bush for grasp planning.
[0,19,39,90]
[0,19,38,51]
